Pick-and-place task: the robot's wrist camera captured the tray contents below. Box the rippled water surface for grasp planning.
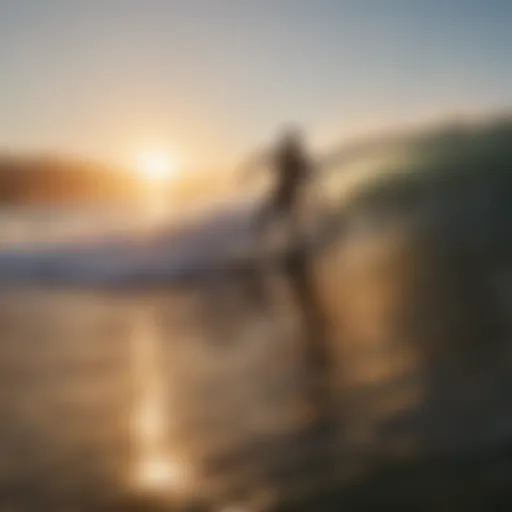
[1,202,512,512]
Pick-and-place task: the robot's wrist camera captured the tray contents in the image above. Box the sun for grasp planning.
[136,150,180,181]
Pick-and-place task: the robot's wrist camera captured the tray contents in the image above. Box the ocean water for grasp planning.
[0,208,200,509]
[1,201,512,512]
[0,207,338,511]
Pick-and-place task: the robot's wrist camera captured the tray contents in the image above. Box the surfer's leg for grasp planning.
[282,183,332,390]
[281,248,331,415]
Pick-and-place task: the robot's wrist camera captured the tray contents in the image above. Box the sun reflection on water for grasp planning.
[129,306,187,494]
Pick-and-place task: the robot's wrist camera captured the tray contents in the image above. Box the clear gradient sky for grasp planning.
[0,0,510,168]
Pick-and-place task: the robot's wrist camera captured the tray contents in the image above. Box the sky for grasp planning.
[0,0,510,169]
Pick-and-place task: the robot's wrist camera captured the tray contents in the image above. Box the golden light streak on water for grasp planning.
[129,306,187,494]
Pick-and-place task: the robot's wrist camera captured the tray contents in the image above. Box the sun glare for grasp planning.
[129,309,189,495]
[136,150,180,181]
[136,456,185,490]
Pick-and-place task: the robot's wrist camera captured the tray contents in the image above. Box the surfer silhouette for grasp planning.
[240,127,331,389]
[243,125,314,237]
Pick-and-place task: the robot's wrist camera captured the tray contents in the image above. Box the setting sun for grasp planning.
[136,150,180,181]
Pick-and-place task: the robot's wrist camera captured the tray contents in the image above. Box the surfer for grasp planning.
[243,125,314,237]
[240,126,332,419]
